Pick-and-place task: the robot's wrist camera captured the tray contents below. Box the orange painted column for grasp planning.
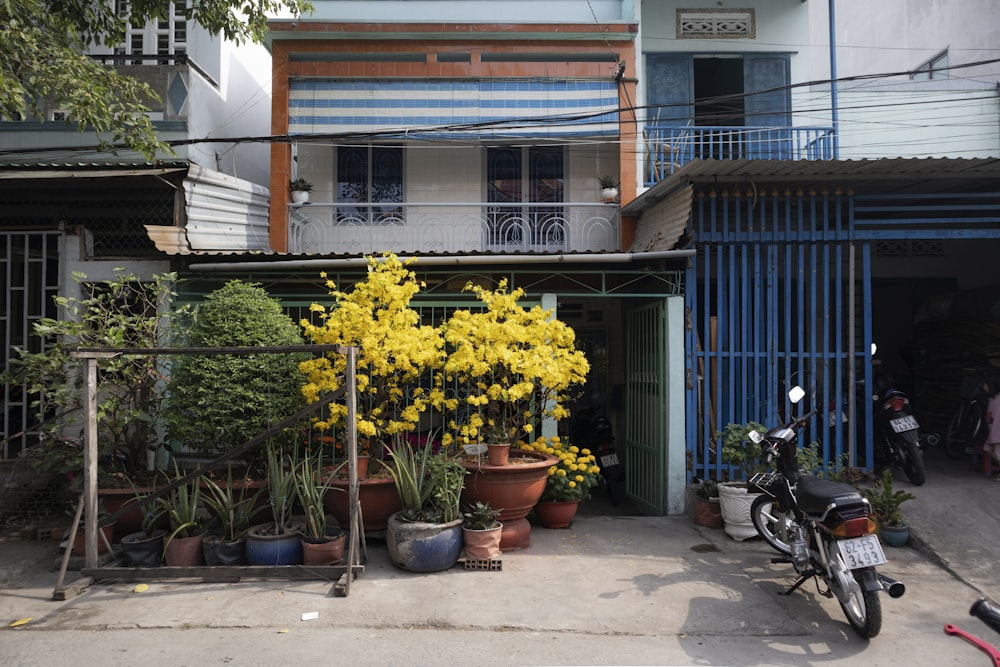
[269,42,290,253]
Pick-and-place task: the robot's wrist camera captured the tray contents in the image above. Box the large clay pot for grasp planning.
[386,513,463,572]
[534,500,580,529]
[245,523,304,565]
[324,475,401,533]
[718,482,761,541]
[460,449,558,551]
[71,521,116,556]
[164,532,206,566]
[121,530,166,567]
[97,487,151,540]
[693,495,723,529]
[301,527,348,566]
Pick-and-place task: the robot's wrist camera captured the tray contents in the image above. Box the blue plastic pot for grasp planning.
[386,513,463,572]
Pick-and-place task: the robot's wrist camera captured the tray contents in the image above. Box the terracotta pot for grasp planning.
[301,527,348,565]
[460,449,557,550]
[324,475,401,533]
[97,487,151,540]
[355,455,370,480]
[693,495,723,528]
[164,532,206,566]
[486,444,510,466]
[534,500,580,529]
[462,524,503,559]
[71,521,116,556]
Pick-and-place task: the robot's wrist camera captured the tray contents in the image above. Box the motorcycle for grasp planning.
[867,344,934,486]
[571,406,626,505]
[748,386,905,639]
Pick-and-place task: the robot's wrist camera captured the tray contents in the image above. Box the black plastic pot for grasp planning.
[202,534,247,566]
[120,530,166,567]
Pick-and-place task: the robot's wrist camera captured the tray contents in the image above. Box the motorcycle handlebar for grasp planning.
[971,598,1000,635]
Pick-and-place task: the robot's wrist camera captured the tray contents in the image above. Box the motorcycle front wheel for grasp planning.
[750,495,796,556]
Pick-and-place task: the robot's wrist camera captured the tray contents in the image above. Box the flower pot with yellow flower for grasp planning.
[529,437,601,528]
[440,280,588,549]
[300,254,445,532]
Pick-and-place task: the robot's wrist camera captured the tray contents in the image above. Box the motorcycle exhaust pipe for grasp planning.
[878,574,905,598]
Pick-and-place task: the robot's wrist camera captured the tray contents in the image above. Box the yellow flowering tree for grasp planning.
[438,280,590,446]
[299,254,444,449]
[521,436,601,502]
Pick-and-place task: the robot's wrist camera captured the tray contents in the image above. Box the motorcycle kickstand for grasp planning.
[778,569,818,596]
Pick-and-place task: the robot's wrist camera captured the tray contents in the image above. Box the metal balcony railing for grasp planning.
[288,202,620,255]
[644,125,836,185]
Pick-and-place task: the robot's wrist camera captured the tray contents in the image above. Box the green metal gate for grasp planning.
[624,300,668,514]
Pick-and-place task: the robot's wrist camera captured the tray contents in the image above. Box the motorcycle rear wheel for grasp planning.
[946,400,984,459]
[750,495,796,556]
[832,555,883,639]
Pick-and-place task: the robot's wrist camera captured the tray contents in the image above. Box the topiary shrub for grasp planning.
[164,280,307,473]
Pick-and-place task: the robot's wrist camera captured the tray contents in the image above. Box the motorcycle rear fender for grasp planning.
[855,567,887,594]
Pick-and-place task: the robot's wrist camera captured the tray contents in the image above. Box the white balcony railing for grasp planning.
[288,202,620,255]
[645,125,836,185]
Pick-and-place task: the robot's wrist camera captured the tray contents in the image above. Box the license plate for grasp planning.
[837,535,888,569]
[890,415,919,433]
[600,453,620,467]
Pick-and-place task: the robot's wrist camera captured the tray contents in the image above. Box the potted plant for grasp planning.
[245,445,303,565]
[289,177,313,204]
[715,420,767,541]
[163,279,308,478]
[301,254,443,531]
[384,438,467,572]
[598,175,619,201]
[294,451,347,565]
[154,466,207,567]
[692,479,723,529]
[200,466,263,565]
[461,501,502,560]
[862,469,915,547]
[3,269,185,537]
[120,490,168,567]
[528,436,601,529]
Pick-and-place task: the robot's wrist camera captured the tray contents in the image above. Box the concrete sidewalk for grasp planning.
[0,447,994,637]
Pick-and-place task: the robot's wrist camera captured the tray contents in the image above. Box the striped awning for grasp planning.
[289,80,620,139]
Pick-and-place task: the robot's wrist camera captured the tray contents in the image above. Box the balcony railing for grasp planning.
[644,125,836,185]
[288,202,620,255]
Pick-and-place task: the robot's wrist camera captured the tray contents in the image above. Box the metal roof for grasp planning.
[622,157,1000,216]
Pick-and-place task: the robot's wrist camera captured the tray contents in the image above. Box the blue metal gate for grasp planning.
[685,187,869,482]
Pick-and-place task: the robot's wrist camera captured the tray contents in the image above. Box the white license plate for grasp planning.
[889,415,919,433]
[837,535,888,569]
[600,453,620,467]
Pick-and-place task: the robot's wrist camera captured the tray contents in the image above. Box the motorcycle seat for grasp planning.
[796,475,865,515]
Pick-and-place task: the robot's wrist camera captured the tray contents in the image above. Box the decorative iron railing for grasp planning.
[288,202,620,255]
[644,125,836,185]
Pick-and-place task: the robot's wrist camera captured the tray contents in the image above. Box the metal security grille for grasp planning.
[624,300,667,514]
[685,188,870,483]
[1,231,62,461]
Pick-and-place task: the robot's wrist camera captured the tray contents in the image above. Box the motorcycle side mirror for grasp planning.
[748,430,764,444]
[871,343,878,356]
[788,385,806,404]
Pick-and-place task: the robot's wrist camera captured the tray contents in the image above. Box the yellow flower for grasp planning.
[581,448,591,456]
[568,481,576,488]
[575,475,584,482]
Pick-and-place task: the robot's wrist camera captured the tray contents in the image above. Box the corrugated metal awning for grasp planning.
[628,185,693,252]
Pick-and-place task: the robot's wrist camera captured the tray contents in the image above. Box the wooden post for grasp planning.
[83,355,99,569]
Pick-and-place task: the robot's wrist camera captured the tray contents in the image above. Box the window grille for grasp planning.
[677,9,755,39]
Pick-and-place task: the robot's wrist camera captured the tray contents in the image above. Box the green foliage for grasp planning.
[862,469,915,527]
[796,441,852,480]
[0,0,313,159]
[3,269,184,484]
[154,465,205,543]
[265,445,297,535]
[598,175,619,189]
[201,467,262,542]
[462,501,501,531]
[695,479,719,500]
[163,280,307,473]
[289,178,313,192]
[293,450,337,540]
[716,421,768,479]
[386,438,466,524]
